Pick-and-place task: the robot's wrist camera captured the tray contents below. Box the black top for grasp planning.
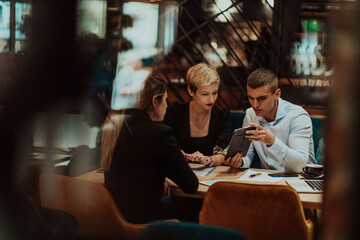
[163,102,231,156]
[104,109,198,224]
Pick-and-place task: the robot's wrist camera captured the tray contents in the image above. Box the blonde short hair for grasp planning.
[186,63,220,92]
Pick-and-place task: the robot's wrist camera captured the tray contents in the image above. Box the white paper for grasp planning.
[32,153,70,161]
[191,166,216,177]
[200,179,229,186]
[54,160,70,167]
[238,170,283,183]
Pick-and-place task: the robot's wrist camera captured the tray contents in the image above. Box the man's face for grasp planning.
[247,84,281,121]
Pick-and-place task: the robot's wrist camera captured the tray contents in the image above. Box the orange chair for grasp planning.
[39,174,147,239]
[199,182,314,240]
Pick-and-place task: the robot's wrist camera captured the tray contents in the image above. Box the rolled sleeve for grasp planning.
[241,156,251,168]
[267,137,288,163]
[267,113,313,172]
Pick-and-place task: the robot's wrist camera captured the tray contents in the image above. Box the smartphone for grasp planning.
[268,172,299,177]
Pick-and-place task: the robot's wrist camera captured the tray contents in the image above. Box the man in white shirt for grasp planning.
[225,68,316,172]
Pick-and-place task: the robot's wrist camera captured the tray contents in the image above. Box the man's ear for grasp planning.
[275,88,281,99]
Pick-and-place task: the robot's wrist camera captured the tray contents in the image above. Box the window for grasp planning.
[0,1,10,52]
[15,1,30,52]
[77,0,107,38]
[0,0,31,53]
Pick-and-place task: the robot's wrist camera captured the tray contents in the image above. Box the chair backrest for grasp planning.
[199,182,314,240]
[229,111,246,138]
[39,174,147,239]
[137,221,245,240]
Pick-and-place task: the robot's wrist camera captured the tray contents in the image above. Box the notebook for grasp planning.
[286,179,324,193]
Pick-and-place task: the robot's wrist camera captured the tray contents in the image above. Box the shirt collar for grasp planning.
[258,98,286,124]
[275,98,286,121]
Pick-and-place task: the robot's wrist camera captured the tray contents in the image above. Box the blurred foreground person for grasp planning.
[55,95,109,177]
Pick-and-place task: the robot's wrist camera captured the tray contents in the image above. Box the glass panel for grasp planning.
[0,1,10,52]
[77,0,107,38]
[122,2,159,49]
[15,1,31,53]
[110,2,159,110]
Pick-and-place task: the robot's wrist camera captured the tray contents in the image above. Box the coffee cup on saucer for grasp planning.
[302,164,324,178]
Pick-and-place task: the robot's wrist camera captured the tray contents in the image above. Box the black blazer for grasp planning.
[163,102,231,156]
[104,109,198,224]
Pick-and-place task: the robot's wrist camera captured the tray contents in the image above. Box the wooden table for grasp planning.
[77,164,323,210]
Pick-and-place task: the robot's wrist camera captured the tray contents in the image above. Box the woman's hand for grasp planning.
[163,180,170,196]
[187,151,204,163]
[199,156,212,166]
[223,152,243,168]
[181,150,191,161]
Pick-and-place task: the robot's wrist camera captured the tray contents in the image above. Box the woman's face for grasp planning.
[152,91,168,121]
[190,82,219,111]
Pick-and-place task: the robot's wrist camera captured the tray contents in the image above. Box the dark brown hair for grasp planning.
[135,73,168,111]
[247,68,279,93]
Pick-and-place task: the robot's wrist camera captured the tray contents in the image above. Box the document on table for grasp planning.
[200,179,229,186]
[31,153,70,161]
[54,160,70,167]
[191,166,216,176]
[238,170,283,183]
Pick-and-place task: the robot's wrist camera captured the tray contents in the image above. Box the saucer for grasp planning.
[301,173,324,179]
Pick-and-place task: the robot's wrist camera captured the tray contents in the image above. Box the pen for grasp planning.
[249,173,261,178]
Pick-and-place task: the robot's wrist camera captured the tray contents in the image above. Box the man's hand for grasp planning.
[224,152,243,168]
[246,123,275,147]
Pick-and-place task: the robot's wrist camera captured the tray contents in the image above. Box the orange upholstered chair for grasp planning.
[199,182,314,240]
[39,174,147,239]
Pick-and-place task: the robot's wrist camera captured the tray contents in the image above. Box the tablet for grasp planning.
[225,126,256,159]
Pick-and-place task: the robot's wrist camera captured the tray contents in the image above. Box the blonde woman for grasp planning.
[163,63,230,167]
[101,74,198,224]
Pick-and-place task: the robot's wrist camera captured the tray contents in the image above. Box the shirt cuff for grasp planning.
[267,137,288,162]
[241,156,251,168]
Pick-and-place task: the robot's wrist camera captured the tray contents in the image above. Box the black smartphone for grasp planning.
[268,172,299,177]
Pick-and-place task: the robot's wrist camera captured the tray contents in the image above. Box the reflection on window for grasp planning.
[15,2,31,53]
[0,1,10,52]
[123,2,158,50]
[110,2,159,110]
[290,19,332,80]
[212,0,238,22]
[77,0,107,38]
[158,1,178,55]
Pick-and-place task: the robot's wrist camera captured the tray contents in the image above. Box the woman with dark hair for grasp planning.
[101,74,198,224]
